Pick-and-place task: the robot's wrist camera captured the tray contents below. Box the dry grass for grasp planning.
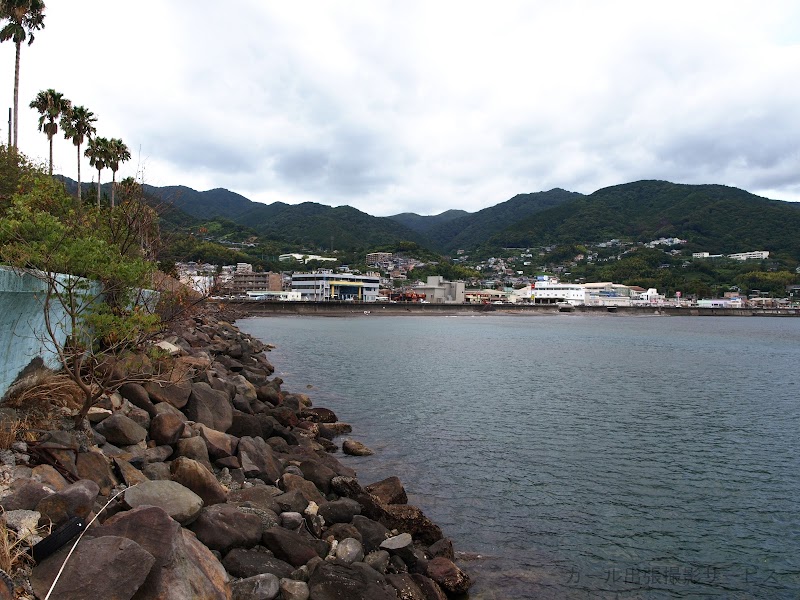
[2,370,83,437]
[0,519,32,576]
[0,416,28,450]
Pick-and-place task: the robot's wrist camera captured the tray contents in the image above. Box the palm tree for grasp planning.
[85,136,110,208]
[0,0,45,150]
[106,137,130,208]
[61,104,96,203]
[29,88,70,175]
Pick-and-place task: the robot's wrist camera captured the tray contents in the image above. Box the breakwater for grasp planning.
[220,299,800,318]
[0,306,471,599]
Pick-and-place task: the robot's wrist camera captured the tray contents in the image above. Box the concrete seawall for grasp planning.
[220,299,800,318]
[0,266,65,396]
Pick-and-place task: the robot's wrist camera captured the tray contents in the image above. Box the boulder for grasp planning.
[318,498,361,525]
[175,436,212,469]
[30,464,69,491]
[94,413,147,446]
[129,524,231,600]
[76,451,119,496]
[119,382,157,416]
[307,561,397,600]
[222,548,294,579]
[113,457,149,487]
[342,439,373,457]
[170,456,228,505]
[237,436,283,483]
[190,504,263,554]
[228,412,263,439]
[334,538,364,564]
[261,526,323,568]
[198,424,239,459]
[298,460,336,495]
[279,579,310,600]
[31,535,155,600]
[122,480,203,525]
[324,522,362,543]
[36,479,99,526]
[365,476,407,505]
[149,412,186,446]
[410,574,448,600]
[230,573,280,600]
[228,486,282,514]
[185,382,234,433]
[381,504,443,546]
[280,473,325,505]
[352,515,391,553]
[0,478,53,511]
[145,379,192,409]
[386,573,427,600]
[425,557,472,596]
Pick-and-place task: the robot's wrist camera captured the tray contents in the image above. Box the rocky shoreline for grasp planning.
[0,306,472,599]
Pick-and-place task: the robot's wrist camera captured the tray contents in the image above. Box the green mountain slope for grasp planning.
[425,188,582,252]
[389,209,470,234]
[494,180,800,258]
[141,184,427,252]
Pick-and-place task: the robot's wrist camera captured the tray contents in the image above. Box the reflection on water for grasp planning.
[240,315,800,599]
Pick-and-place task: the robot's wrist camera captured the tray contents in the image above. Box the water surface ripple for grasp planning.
[239,314,800,599]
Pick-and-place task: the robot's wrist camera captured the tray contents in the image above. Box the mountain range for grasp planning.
[57,177,800,260]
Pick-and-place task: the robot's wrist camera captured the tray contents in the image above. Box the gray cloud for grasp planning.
[6,1,800,215]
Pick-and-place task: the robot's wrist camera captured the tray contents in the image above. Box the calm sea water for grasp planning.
[238,314,800,599]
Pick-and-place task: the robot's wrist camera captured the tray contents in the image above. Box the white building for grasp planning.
[291,271,380,302]
[531,280,587,306]
[728,251,769,261]
[279,253,338,264]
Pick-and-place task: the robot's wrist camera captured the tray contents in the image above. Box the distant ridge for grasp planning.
[54,176,800,259]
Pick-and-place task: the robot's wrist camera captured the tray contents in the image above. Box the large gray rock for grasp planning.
[198,424,239,459]
[222,548,294,579]
[261,526,323,568]
[342,439,373,456]
[352,515,391,553]
[76,451,119,496]
[94,413,147,446]
[36,479,99,526]
[122,480,203,525]
[237,436,283,483]
[280,473,325,505]
[279,579,310,600]
[0,478,52,511]
[145,378,192,409]
[119,382,157,416]
[231,573,280,600]
[318,498,361,525]
[334,538,365,564]
[185,382,234,432]
[307,562,397,600]
[170,456,228,506]
[175,435,212,468]
[190,504,263,554]
[31,535,155,600]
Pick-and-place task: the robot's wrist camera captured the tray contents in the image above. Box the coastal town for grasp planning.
[175,242,800,310]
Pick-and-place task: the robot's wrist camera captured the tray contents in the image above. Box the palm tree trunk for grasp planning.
[13,40,20,150]
[111,170,116,208]
[76,143,82,202]
[48,133,53,175]
[97,168,101,208]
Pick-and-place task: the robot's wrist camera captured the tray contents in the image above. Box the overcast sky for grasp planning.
[3,1,800,216]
